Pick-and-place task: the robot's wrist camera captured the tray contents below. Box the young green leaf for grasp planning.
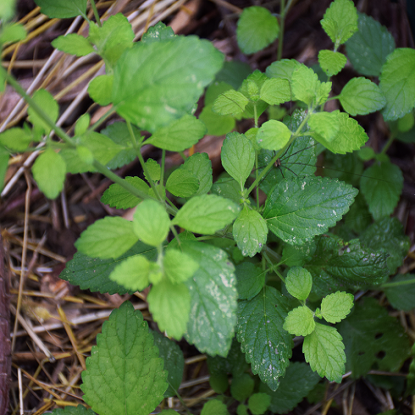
[303,322,346,382]
[259,78,291,105]
[221,132,255,188]
[283,306,315,336]
[109,255,150,292]
[133,199,170,247]
[28,89,59,134]
[75,216,138,259]
[0,127,32,151]
[74,113,90,136]
[285,267,312,301]
[166,168,199,198]
[0,22,26,44]
[147,114,206,152]
[266,59,301,81]
[213,90,249,116]
[233,206,267,257]
[236,286,294,391]
[339,77,386,116]
[88,74,113,106]
[141,22,176,44]
[183,241,237,356]
[345,12,395,77]
[201,400,230,415]
[0,0,15,21]
[291,65,319,107]
[173,194,240,234]
[235,262,266,301]
[383,274,415,311]
[231,373,254,402]
[320,0,358,47]
[79,131,123,165]
[308,111,339,142]
[163,249,199,284]
[380,48,415,121]
[236,6,279,54]
[337,298,411,377]
[101,177,149,209]
[182,152,213,195]
[318,50,347,76]
[199,103,235,136]
[32,148,66,199]
[248,393,271,415]
[148,279,191,340]
[112,36,223,132]
[144,158,161,182]
[321,292,354,323]
[34,0,87,18]
[263,176,358,245]
[256,120,292,151]
[238,71,269,118]
[0,146,9,193]
[51,34,94,56]
[360,160,403,220]
[81,302,168,415]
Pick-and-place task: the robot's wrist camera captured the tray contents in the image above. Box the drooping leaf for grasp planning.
[28,89,59,134]
[182,152,213,195]
[360,160,403,220]
[75,216,138,259]
[236,6,279,54]
[34,0,87,18]
[166,168,199,198]
[183,241,238,356]
[81,302,168,415]
[101,177,149,209]
[248,393,271,415]
[112,37,223,132]
[283,306,315,337]
[0,127,32,151]
[303,322,346,383]
[318,50,347,76]
[383,274,415,312]
[88,74,113,106]
[285,267,312,301]
[109,255,150,292]
[320,292,354,323]
[337,297,411,378]
[339,77,386,116]
[51,34,94,56]
[141,22,176,44]
[260,78,291,105]
[163,249,199,284]
[263,176,358,245]
[236,286,294,391]
[235,262,266,300]
[213,90,249,116]
[256,120,292,152]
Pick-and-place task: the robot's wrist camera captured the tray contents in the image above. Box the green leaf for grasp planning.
[210,373,229,394]
[205,81,234,105]
[337,297,411,377]
[320,0,358,46]
[34,0,87,18]
[0,146,9,193]
[213,90,249,116]
[360,217,410,274]
[248,393,271,415]
[112,36,223,132]
[51,34,94,56]
[211,174,242,205]
[75,113,90,136]
[383,274,415,311]
[360,160,403,220]
[60,242,156,295]
[314,110,368,154]
[285,266,312,301]
[133,199,170,247]
[215,61,252,90]
[308,111,339,142]
[260,78,291,105]
[233,206,267,257]
[172,194,240,234]
[32,148,66,199]
[0,0,15,21]
[303,322,345,382]
[183,241,237,356]
[339,77,386,116]
[147,114,206,152]
[263,176,358,245]
[199,104,235,136]
[235,262,266,300]
[231,373,254,401]
[266,59,301,81]
[238,71,269,118]
[75,216,138,259]
[148,278,190,340]
[0,23,26,44]
[236,6,279,54]
[163,249,199,284]
[88,74,113,106]
[345,12,395,77]
[0,127,32,151]
[321,292,354,323]
[109,255,150,292]
[221,132,255,188]
[237,404,248,415]
[318,50,347,76]
[152,331,184,398]
[50,406,95,415]
[256,120,292,151]
[101,177,149,209]
[28,89,59,134]
[236,286,294,391]
[79,131,122,165]
[81,302,167,415]
[182,152,212,195]
[141,22,176,44]
[166,168,199,198]
[144,158,160,182]
[291,65,319,107]
[283,306,315,336]
[201,400,230,415]
[88,14,134,68]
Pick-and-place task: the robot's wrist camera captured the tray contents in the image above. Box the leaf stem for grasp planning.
[381,135,395,154]
[263,252,285,283]
[277,0,286,61]
[381,278,415,288]
[90,0,102,26]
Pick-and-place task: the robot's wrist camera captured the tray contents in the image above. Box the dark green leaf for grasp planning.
[384,274,415,311]
[235,262,266,300]
[199,104,235,136]
[248,393,271,415]
[34,0,87,18]
[215,61,252,90]
[201,400,230,415]
[141,22,175,44]
[231,373,254,402]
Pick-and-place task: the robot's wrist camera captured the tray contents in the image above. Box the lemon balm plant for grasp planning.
[0,0,414,413]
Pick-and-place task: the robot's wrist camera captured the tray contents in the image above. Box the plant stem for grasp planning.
[160,149,166,186]
[90,0,102,26]
[381,278,415,288]
[277,0,286,61]
[381,135,395,154]
[263,252,285,283]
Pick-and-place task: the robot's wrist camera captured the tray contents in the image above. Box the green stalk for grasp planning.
[277,0,286,61]
[90,0,102,26]
[381,278,415,288]
[381,135,395,154]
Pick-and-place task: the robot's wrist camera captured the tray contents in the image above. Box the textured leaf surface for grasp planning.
[321,292,354,323]
[144,158,160,182]
[235,262,266,300]
[345,12,395,77]
[260,78,291,105]
[285,267,312,301]
[28,89,59,134]
[256,120,292,151]
[51,34,94,56]
[109,255,150,291]
[173,194,240,234]
[163,249,199,284]
[337,298,411,377]
[236,6,279,54]
[384,274,415,311]
[233,206,267,257]
[308,111,339,142]
[266,59,301,81]
[81,302,167,415]
[263,176,357,245]
[101,177,149,209]
[75,216,138,259]
[34,0,87,18]
[318,50,347,76]
[283,306,315,337]
[183,242,238,356]
[213,90,249,116]
[51,406,95,415]
[339,77,386,116]
[236,286,294,391]
[303,322,345,382]
[182,152,213,195]
[291,66,319,107]
[166,168,199,198]
[112,37,223,132]
[141,22,175,44]
[360,160,403,220]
